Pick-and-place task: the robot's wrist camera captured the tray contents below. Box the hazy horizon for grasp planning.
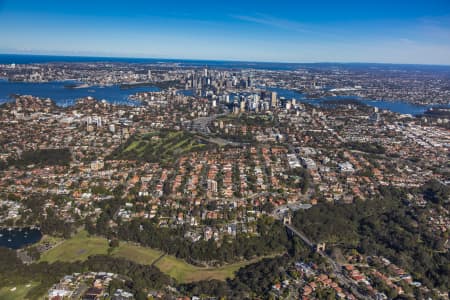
[2,52,450,68]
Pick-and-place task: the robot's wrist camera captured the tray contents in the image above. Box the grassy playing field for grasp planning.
[112,243,163,265]
[110,130,210,164]
[154,254,252,282]
[39,231,268,283]
[0,283,40,300]
[40,231,109,263]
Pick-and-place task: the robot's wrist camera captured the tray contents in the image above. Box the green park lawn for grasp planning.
[39,230,268,283]
[112,243,163,265]
[154,254,251,282]
[40,230,109,263]
[112,130,208,164]
[0,283,40,300]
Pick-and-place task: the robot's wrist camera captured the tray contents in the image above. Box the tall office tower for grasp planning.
[240,100,246,112]
[204,68,208,77]
[271,92,277,108]
[148,70,152,80]
[253,95,260,110]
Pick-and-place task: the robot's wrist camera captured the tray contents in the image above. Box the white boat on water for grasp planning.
[0,233,3,237]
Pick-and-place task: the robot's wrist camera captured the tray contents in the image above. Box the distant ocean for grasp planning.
[0,53,302,70]
[1,53,450,72]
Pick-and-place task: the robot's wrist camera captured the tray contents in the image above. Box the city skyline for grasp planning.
[1,0,450,65]
[0,2,449,297]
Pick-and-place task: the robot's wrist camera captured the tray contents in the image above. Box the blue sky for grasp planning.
[1,0,450,64]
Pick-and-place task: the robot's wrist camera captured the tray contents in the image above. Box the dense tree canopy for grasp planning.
[293,185,450,290]
[88,215,290,265]
[3,148,71,169]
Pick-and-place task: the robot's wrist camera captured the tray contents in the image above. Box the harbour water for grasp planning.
[268,87,450,116]
[0,227,42,249]
[0,79,159,107]
[0,78,448,116]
